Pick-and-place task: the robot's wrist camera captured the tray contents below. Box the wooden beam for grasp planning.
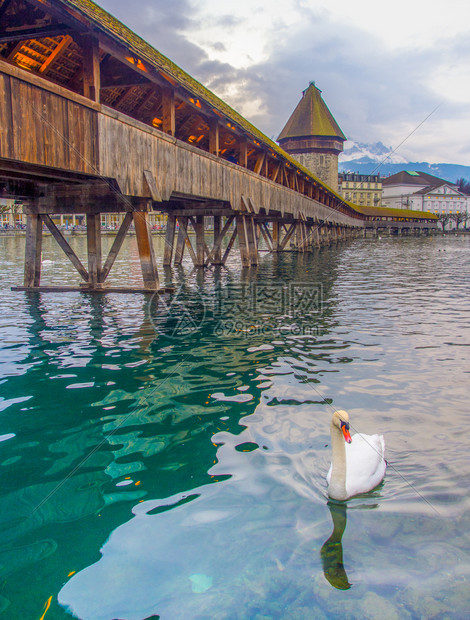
[254,151,265,175]
[245,217,259,265]
[221,227,238,265]
[162,87,176,136]
[143,170,162,202]
[194,215,205,267]
[279,223,296,251]
[272,221,280,252]
[174,222,186,265]
[133,212,159,289]
[23,214,43,287]
[259,222,273,251]
[212,215,221,264]
[39,35,73,75]
[79,35,101,102]
[41,214,89,281]
[163,214,177,266]
[236,215,250,267]
[100,212,133,282]
[239,141,248,168]
[86,213,102,285]
[0,24,72,43]
[209,119,219,156]
[271,162,281,183]
[176,217,198,265]
[205,215,235,265]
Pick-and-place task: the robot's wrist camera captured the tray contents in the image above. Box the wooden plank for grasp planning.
[194,215,205,266]
[239,141,248,168]
[163,214,177,266]
[133,212,159,289]
[209,118,219,156]
[143,170,162,202]
[279,223,295,251]
[86,213,102,285]
[272,221,280,251]
[176,217,197,265]
[245,217,258,265]
[0,73,14,158]
[41,214,89,281]
[23,214,43,287]
[259,222,273,251]
[174,221,186,265]
[39,35,73,75]
[162,87,176,136]
[221,227,237,265]
[205,214,234,265]
[79,35,101,102]
[254,151,265,175]
[212,215,221,264]
[100,212,133,282]
[236,215,250,267]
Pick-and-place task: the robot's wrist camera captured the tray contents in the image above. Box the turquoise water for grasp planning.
[0,233,469,619]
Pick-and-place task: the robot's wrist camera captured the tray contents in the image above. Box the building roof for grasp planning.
[382,170,452,187]
[277,83,346,142]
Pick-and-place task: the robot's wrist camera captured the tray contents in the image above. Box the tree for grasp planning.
[456,178,470,194]
[438,212,452,231]
[452,210,469,230]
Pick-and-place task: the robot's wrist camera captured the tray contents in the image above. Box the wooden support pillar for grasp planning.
[163,214,176,266]
[272,221,280,252]
[213,216,222,264]
[174,219,186,265]
[245,217,259,265]
[24,214,43,287]
[80,35,100,102]
[313,225,321,248]
[86,213,102,286]
[209,119,219,156]
[295,222,304,252]
[133,212,159,289]
[100,212,133,282]
[304,223,312,251]
[236,215,250,267]
[162,87,176,136]
[239,141,248,168]
[195,215,205,267]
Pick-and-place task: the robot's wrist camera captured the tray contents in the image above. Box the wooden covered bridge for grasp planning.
[0,0,437,292]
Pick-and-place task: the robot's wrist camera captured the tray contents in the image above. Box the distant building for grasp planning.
[0,198,25,228]
[338,173,382,207]
[382,171,468,220]
[277,83,346,191]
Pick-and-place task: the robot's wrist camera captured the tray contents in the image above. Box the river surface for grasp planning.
[0,233,469,619]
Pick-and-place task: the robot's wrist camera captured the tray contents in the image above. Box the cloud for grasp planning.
[97,0,470,164]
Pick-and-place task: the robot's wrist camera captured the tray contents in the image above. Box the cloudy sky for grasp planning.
[99,0,470,165]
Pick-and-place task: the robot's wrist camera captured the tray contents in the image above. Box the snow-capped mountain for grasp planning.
[339,141,407,165]
[339,141,470,184]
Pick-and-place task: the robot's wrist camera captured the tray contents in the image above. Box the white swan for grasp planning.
[327,410,386,500]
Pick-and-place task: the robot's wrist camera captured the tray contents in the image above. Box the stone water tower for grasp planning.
[278,82,346,191]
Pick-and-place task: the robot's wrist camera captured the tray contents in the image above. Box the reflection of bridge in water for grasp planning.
[1,0,437,292]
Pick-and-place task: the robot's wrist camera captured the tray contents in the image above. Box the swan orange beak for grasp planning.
[341,425,352,443]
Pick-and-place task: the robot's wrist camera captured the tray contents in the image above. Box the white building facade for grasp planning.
[382,171,468,227]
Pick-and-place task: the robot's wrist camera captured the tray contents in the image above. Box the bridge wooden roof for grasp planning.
[354,205,438,220]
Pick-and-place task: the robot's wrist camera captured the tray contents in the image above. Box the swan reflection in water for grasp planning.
[320,501,351,590]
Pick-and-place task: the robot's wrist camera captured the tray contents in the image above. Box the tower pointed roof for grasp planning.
[278,83,346,142]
